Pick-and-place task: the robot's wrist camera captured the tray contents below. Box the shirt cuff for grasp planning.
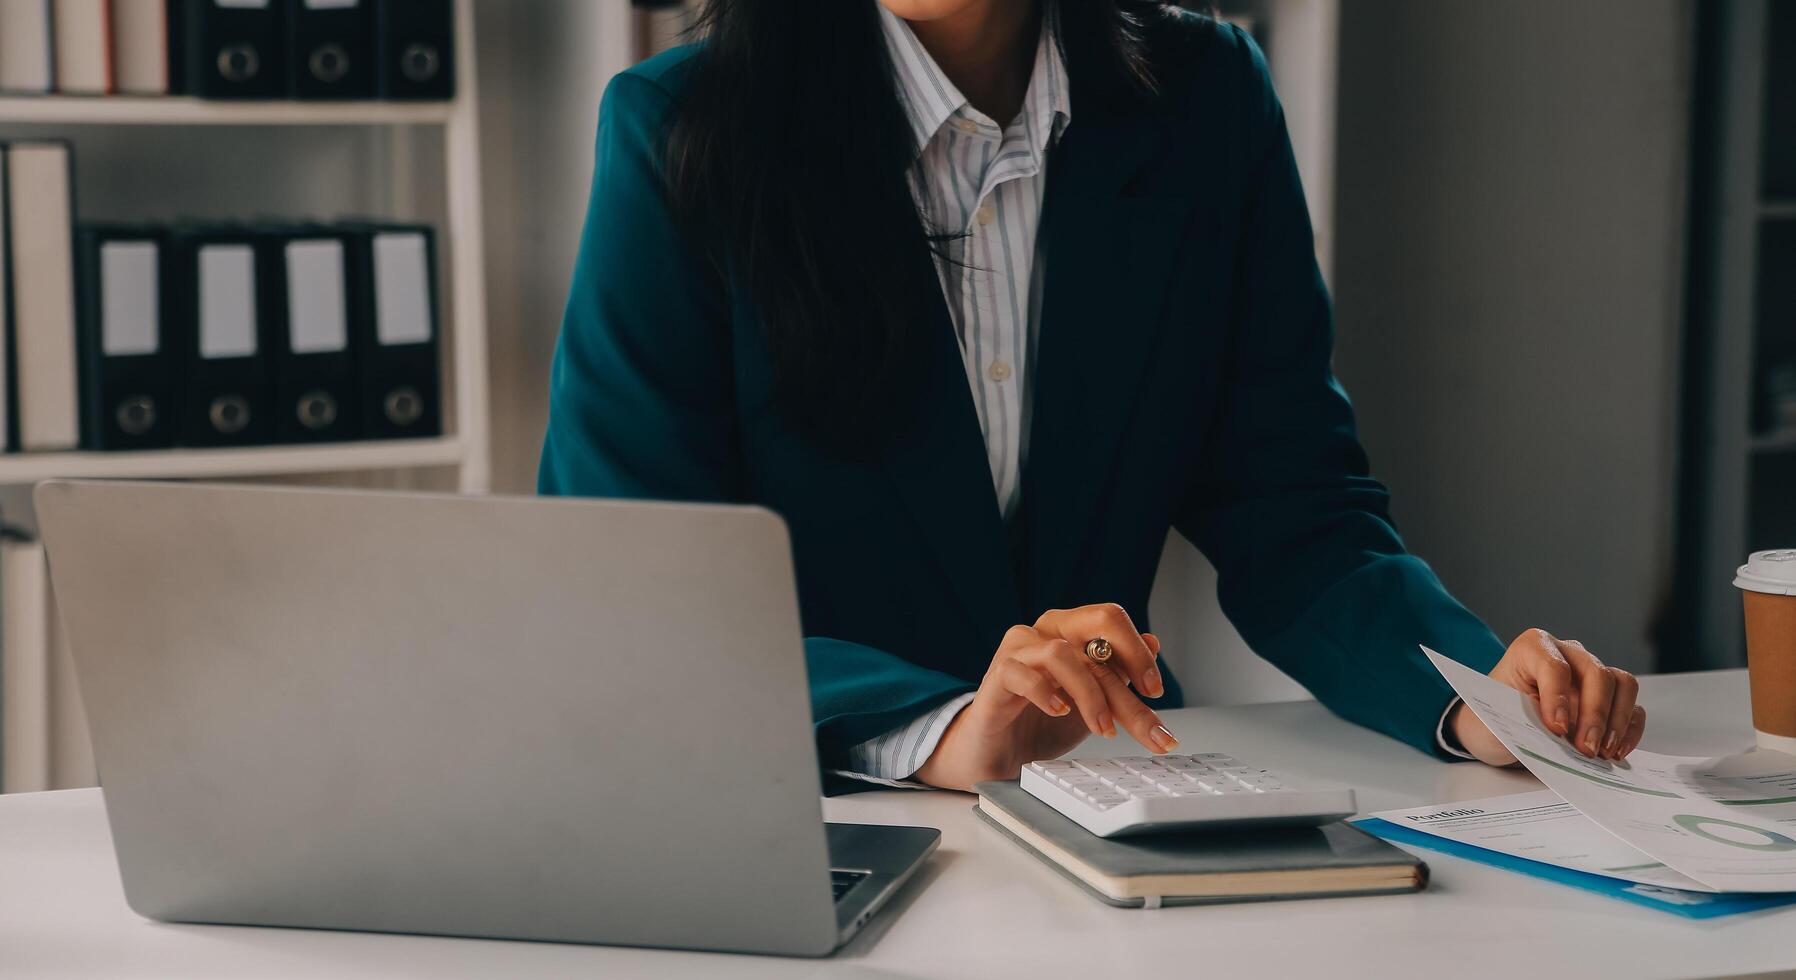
[832,692,977,788]
[1436,697,1477,760]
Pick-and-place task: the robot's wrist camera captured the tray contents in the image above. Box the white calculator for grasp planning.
[1020,753,1358,838]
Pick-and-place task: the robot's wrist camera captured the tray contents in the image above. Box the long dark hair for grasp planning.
[663,0,1162,450]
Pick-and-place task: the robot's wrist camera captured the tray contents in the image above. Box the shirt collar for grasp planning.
[878,5,1072,156]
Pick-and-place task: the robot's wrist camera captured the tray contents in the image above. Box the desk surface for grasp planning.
[4,669,1787,980]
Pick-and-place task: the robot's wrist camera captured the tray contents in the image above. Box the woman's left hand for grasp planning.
[1448,628,1645,766]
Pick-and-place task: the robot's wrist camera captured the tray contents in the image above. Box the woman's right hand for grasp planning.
[913,604,1179,792]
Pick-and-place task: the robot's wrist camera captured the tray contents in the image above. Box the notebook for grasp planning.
[975,779,1427,909]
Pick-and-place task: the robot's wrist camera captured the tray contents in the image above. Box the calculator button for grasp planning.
[1023,750,1356,838]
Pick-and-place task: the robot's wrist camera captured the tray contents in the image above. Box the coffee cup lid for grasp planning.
[1736,550,1796,595]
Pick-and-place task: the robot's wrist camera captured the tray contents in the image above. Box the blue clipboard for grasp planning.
[1353,817,1796,919]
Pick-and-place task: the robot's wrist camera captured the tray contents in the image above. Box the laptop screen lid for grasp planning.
[34,479,840,956]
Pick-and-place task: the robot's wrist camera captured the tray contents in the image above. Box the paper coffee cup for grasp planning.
[1736,549,1796,754]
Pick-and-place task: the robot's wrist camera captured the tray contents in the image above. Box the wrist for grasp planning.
[1448,699,1521,768]
[1442,701,1471,754]
[913,710,978,791]
[914,707,1014,792]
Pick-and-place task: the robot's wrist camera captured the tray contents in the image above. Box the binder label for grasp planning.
[373,233,433,346]
[286,240,349,354]
[198,244,258,359]
[100,241,160,357]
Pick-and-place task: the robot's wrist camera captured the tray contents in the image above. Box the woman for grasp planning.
[540,0,1647,791]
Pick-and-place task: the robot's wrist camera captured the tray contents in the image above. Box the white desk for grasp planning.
[3,669,1789,980]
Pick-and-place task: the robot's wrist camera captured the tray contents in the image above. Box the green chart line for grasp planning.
[1516,746,1683,798]
[1717,795,1796,807]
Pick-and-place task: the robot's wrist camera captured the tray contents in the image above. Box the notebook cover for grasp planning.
[975,780,1426,908]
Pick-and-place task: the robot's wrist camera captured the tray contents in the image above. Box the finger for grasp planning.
[1040,604,1162,699]
[998,623,1044,656]
[1560,640,1616,757]
[1617,705,1646,757]
[1516,629,1575,738]
[1143,632,1162,657]
[1561,640,1616,757]
[1020,640,1113,737]
[996,659,1072,721]
[1087,656,1178,753]
[1601,669,1640,759]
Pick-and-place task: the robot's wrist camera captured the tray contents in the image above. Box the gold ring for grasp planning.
[1084,637,1114,665]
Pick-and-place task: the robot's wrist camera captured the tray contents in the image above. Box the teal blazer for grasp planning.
[539,18,1505,783]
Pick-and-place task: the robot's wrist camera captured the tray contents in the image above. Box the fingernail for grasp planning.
[1583,726,1604,755]
[1150,725,1178,753]
[1099,711,1116,738]
[1602,730,1620,757]
[1552,703,1570,734]
[1046,694,1070,716]
[1143,667,1163,699]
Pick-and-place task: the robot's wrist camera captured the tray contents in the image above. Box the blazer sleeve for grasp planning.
[538,70,974,785]
[1172,31,1505,758]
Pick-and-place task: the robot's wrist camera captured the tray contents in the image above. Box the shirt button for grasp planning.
[975,203,996,226]
[987,360,1013,382]
[954,118,980,134]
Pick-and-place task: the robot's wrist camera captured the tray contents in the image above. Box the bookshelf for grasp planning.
[0,0,491,495]
[1674,0,1795,670]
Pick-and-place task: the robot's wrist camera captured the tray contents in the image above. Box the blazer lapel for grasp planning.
[881,241,1026,644]
[1024,105,1195,610]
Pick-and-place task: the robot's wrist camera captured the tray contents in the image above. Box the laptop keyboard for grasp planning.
[830,869,870,902]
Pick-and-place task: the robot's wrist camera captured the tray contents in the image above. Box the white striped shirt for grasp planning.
[883,3,1069,519]
[837,9,1070,786]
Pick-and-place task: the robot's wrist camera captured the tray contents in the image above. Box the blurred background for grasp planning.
[0,0,1789,791]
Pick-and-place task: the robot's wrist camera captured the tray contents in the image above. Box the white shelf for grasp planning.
[0,96,453,127]
[0,438,464,484]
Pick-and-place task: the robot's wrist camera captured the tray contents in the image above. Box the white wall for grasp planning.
[474,0,633,494]
[1329,0,1691,672]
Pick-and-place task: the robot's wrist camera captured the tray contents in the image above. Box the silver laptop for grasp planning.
[34,479,937,957]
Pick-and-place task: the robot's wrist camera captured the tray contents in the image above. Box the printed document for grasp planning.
[1371,790,1715,891]
[1424,648,1796,893]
